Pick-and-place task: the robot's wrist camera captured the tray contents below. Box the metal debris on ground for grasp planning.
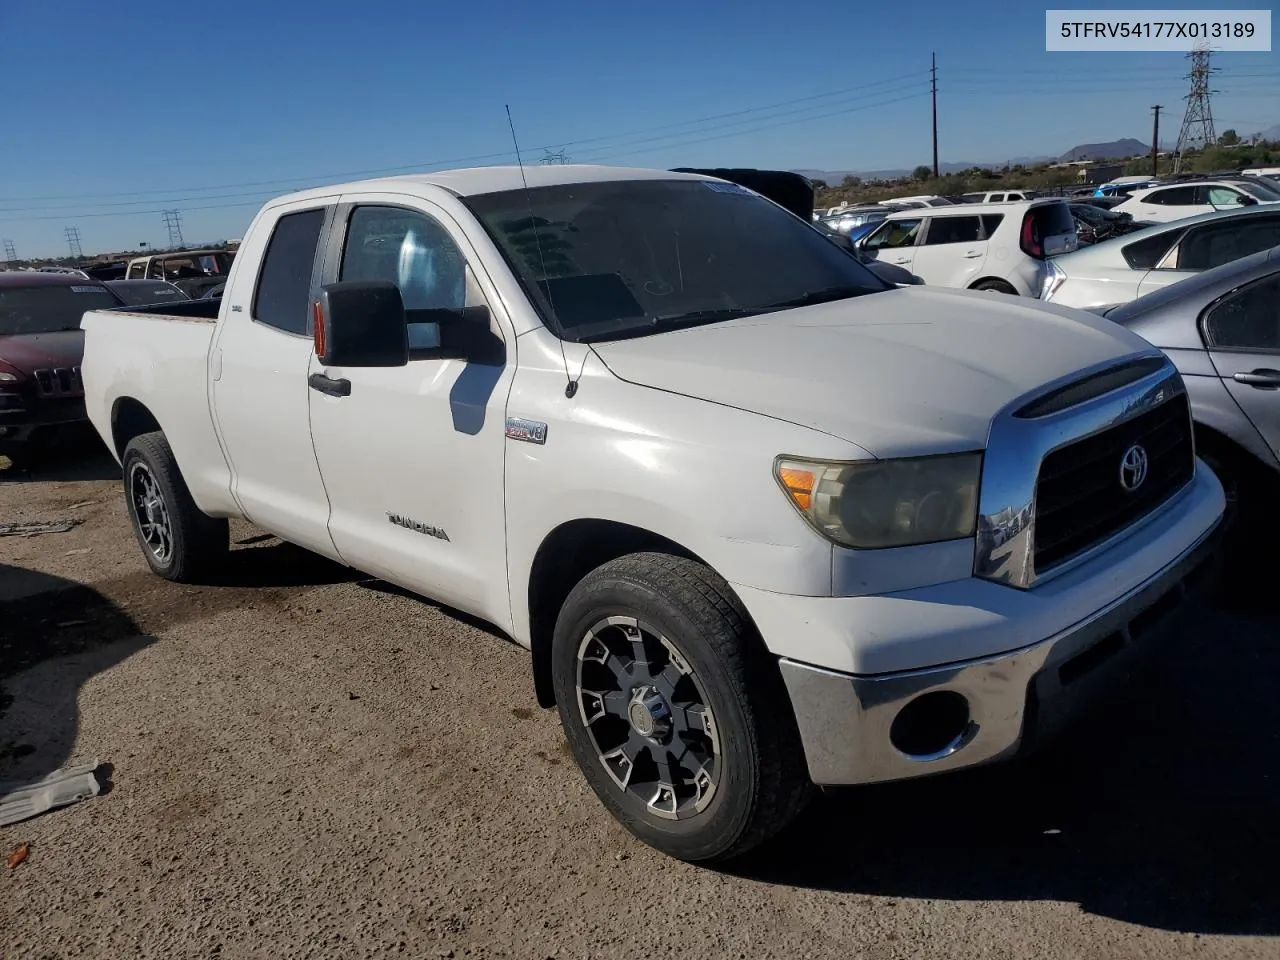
[0,761,102,827]
[7,842,30,869]
[0,519,83,537]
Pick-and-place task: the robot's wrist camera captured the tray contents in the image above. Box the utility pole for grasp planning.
[64,227,83,260]
[1150,105,1162,176]
[930,52,939,178]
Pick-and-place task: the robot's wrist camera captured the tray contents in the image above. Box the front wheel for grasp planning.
[972,279,1018,295]
[551,553,811,862]
[122,431,229,582]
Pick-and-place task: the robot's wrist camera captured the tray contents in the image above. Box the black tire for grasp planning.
[122,431,229,582]
[972,279,1018,295]
[551,552,811,862]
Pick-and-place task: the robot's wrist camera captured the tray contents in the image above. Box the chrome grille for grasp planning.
[1032,393,1194,573]
[33,366,83,397]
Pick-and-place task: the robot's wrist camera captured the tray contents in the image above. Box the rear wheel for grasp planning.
[972,279,1018,295]
[551,553,811,862]
[122,431,228,582]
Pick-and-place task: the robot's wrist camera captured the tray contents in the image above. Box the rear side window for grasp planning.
[1122,231,1179,269]
[981,214,1005,236]
[1146,187,1196,206]
[1203,274,1280,352]
[923,216,982,245]
[252,208,326,335]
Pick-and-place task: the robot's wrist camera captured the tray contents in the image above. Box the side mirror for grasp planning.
[407,304,501,364]
[1237,195,1257,206]
[314,280,409,367]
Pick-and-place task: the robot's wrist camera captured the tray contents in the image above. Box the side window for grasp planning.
[1170,218,1280,270]
[147,261,165,280]
[340,206,471,351]
[252,208,326,335]
[923,216,982,245]
[981,214,1005,237]
[863,218,921,250]
[1202,275,1280,352]
[127,262,145,280]
[1147,187,1196,206]
[1122,230,1178,269]
[988,194,1004,203]
[1202,185,1245,207]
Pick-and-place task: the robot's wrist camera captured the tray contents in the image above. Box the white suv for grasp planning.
[856,199,1078,295]
[1114,179,1280,223]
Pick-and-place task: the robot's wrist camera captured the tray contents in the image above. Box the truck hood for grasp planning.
[0,330,85,372]
[590,286,1157,458]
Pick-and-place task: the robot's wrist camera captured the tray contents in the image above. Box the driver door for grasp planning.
[305,198,517,627]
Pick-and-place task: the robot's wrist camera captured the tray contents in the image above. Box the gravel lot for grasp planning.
[2,445,1278,960]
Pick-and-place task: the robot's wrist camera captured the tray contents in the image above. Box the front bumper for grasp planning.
[778,516,1221,786]
[0,394,87,444]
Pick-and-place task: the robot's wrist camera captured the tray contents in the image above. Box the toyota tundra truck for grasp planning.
[79,165,1225,863]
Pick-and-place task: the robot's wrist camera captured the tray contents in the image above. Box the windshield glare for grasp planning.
[0,284,120,335]
[464,179,888,342]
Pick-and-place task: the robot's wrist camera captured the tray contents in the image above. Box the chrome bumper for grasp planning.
[778,519,1221,787]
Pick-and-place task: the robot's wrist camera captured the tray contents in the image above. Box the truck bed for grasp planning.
[79,301,239,519]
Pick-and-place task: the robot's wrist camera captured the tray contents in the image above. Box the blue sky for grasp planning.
[1,0,1276,257]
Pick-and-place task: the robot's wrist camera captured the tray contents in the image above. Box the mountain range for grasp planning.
[797,128,1279,183]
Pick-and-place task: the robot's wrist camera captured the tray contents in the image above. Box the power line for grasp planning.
[64,227,83,259]
[0,71,931,207]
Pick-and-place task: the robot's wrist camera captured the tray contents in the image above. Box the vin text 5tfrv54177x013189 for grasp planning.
[79,165,1224,862]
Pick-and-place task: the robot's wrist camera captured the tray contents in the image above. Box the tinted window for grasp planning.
[1122,230,1179,269]
[981,214,1005,236]
[106,281,190,306]
[1174,216,1280,271]
[988,194,1004,203]
[1031,202,1076,239]
[1203,274,1280,351]
[924,216,982,245]
[0,284,121,335]
[864,218,922,250]
[1146,187,1196,206]
[464,179,887,342]
[252,208,326,335]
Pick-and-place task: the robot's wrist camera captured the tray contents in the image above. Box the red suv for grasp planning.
[0,273,123,468]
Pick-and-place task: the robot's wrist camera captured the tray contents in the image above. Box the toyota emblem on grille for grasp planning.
[1119,444,1149,493]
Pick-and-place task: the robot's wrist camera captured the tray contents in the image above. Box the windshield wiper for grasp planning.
[757,285,877,312]
[579,307,757,342]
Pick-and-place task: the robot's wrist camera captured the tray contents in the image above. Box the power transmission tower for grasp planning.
[539,148,569,165]
[2,240,16,265]
[64,227,83,259]
[1172,45,1217,174]
[930,52,939,179]
[1150,105,1162,176]
[162,209,185,248]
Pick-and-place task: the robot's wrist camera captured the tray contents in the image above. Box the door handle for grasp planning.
[308,372,351,397]
[890,257,912,264]
[1233,369,1280,389]
[962,251,983,258]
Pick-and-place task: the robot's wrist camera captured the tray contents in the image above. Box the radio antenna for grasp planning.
[506,104,579,399]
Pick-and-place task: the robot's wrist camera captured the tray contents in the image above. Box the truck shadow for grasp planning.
[732,599,1280,936]
[202,538,359,589]
[0,564,153,788]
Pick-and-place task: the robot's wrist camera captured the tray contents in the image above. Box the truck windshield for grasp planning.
[0,284,121,335]
[463,179,888,342]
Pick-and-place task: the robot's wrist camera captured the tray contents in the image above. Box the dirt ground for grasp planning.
[2,444,1278,960]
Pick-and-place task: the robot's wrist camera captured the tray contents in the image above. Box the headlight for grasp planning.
[0,372,18,382]
[775,453,983,549]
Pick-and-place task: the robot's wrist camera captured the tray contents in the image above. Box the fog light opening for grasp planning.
[889,690,974,761]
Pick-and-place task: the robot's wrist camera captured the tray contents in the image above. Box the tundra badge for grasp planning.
[505,418,548,444]
[387,513,450,541]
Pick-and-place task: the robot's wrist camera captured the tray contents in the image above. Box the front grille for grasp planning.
[1033,393,1194,572]
[32,366,82,397]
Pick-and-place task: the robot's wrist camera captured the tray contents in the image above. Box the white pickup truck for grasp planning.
[81,165,1224,863]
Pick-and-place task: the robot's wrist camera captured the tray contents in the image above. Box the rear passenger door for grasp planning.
[1201,272,1280,463]
[910,214,987,287]
[209,198,342,560]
